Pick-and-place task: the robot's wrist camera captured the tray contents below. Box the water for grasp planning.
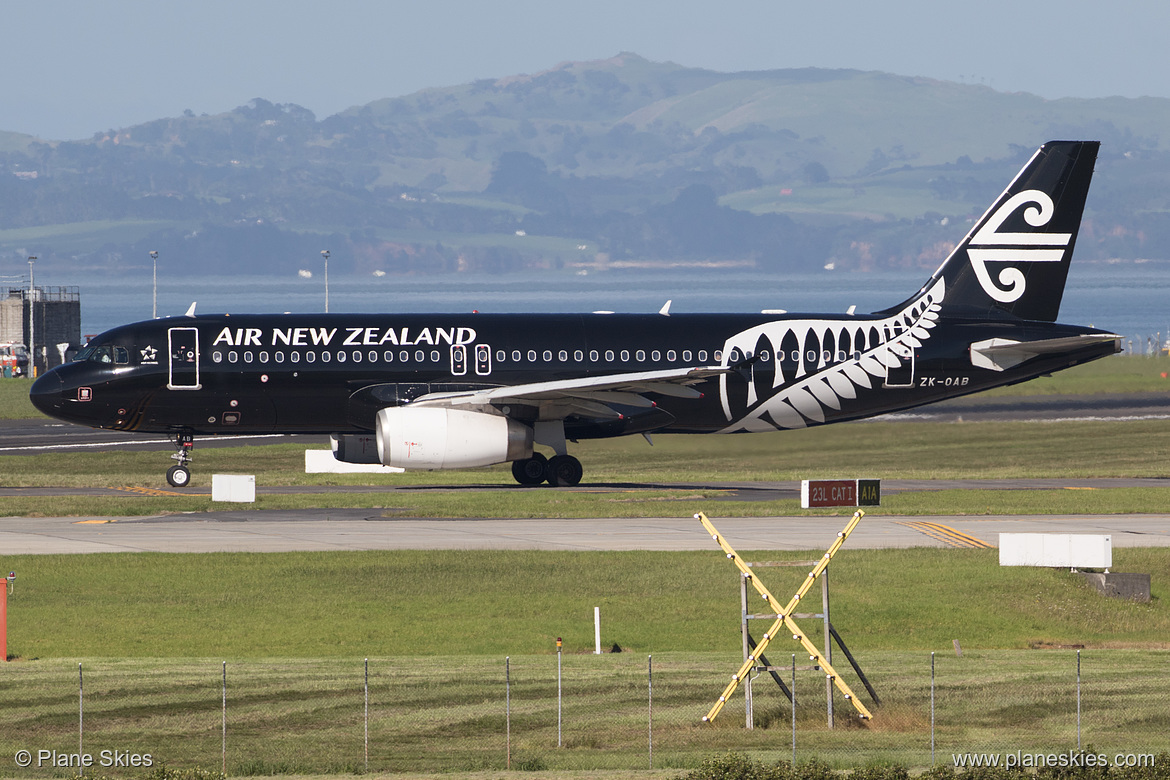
[43,264,1170,349]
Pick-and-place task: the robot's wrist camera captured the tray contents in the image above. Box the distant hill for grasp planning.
[3,53,1170,278]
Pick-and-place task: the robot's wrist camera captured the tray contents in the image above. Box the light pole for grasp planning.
[150,250,159,318]
[321,250,330,313]
[27,256,36,377]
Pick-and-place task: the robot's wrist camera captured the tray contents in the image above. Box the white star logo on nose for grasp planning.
[141,346,157,362]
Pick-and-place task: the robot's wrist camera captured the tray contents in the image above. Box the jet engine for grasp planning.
[375,407,533,470]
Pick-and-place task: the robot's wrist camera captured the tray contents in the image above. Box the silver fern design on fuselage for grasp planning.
[718,278,944,432]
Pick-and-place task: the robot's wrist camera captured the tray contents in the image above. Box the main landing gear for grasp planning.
[511,452,584,487]
[166,432,194,487]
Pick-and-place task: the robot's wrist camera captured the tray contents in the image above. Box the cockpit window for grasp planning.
[73,344,131,364]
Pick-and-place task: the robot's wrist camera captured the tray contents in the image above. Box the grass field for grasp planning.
[6,547,1170,659]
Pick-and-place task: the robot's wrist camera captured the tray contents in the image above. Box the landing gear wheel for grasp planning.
[546,454,583,487]
[167,432,195,487]
[511,453,548,486]
[166,465,191,488]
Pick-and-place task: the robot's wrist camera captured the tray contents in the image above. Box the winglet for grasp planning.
[185,302,197,318]
[659,300,672,316]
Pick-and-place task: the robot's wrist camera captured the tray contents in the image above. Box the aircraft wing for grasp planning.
[970,334,1121,372]
[410,366,726,420]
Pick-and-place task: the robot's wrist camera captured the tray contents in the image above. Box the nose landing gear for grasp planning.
[166,433,194,487]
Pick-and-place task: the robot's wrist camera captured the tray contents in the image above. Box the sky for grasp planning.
[4,0,1170,141]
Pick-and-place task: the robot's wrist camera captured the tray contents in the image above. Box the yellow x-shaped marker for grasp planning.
[697,510,872,723]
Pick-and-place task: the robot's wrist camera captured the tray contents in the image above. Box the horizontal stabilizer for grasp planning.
[970,334,1120,372]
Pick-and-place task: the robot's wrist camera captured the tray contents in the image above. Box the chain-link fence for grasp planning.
[2,650,1167,776]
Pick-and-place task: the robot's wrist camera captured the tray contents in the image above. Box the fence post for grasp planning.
[364,658,370,774]
[791,654,796,765]
[505,657,511,771]
[930,652,936,766]
[557,638,562,748]
[78,663,84,777]
[648,655,653,770]
[222,661,227,776]
[1076,650,1082,751]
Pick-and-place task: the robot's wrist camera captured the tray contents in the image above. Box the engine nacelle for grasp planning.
[375,407,533,470]
[331,434,381,464]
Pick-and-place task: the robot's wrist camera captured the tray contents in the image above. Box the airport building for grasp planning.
[0,286,81,374]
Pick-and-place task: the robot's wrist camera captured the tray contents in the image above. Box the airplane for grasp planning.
[31,140,1120,488]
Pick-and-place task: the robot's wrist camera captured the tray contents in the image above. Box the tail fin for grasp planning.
[901,140,1099,322]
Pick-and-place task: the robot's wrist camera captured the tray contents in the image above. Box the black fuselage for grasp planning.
[30,310,1118,439]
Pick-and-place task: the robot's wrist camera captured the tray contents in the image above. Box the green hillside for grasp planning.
[3,54,1170,278]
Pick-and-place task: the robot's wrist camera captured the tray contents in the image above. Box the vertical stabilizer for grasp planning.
[901,140,1099,322]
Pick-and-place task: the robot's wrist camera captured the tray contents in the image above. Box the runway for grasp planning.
[2,509,1169,555]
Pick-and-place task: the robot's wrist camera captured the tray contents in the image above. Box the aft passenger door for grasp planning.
[168,327,201,390]
[884,342,915,388]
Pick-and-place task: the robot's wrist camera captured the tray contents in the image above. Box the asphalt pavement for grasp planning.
[2,510,1168,554]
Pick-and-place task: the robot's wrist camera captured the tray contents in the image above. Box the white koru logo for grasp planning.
[966,189,1071,303]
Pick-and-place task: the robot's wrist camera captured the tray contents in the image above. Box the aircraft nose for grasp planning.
[29,371,64,417]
